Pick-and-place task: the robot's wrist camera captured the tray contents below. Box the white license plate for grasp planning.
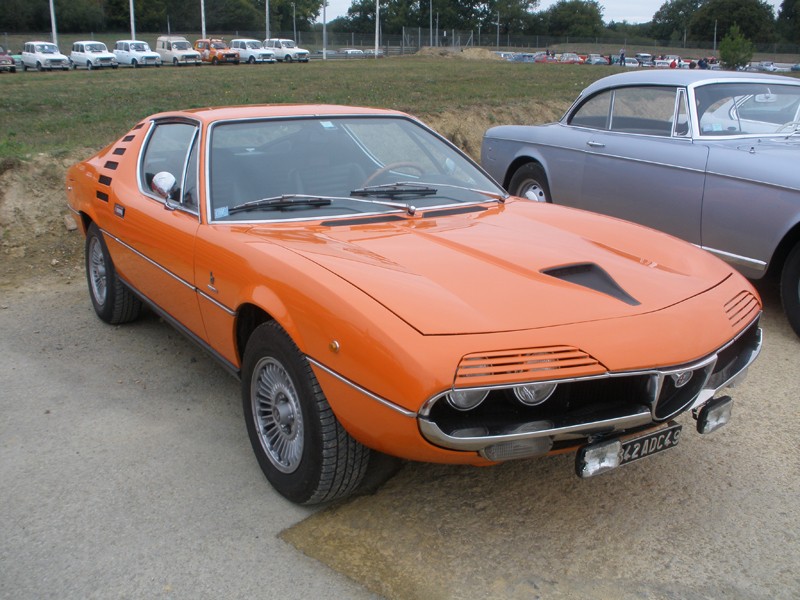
[621,423,682,465]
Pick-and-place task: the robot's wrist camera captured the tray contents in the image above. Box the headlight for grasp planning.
[446,389,489,411]
[513,382,558,406]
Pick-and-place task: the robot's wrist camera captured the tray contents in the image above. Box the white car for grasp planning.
[263,38,309,62]
[230,39,276,64]
[70,41,118,70]
[21,41,70,71]
[155,36,202,66]
[114,40,161,68]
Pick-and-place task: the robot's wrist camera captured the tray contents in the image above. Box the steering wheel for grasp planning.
[776,121,800,133]
[362,162,425,187]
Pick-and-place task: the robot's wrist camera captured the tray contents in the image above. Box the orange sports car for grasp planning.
[66,105,762,504]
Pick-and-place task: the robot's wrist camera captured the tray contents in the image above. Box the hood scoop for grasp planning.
[542,263,640,306]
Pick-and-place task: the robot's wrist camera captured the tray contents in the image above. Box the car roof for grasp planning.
[581,69,800,96]
[146,104,409,125]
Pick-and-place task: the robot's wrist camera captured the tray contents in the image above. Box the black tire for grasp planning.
[87,61,93,71]
[212,57,218,65]
[173,57,178,66]
[285,54,293,62]
[508,162,551,202]
[85,223,142,324]
[131,59,138,68]
[780,242,800,337]
[36,61,43,72]
[242,322,370,505]
[248,56,255,64]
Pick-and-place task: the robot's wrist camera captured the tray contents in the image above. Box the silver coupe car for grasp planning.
[481,70,800,337]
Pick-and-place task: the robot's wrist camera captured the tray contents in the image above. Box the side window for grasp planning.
[569,91,612,130]
[140,122,198,203]
[609,87,678,136]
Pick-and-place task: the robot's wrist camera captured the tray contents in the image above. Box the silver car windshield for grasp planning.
[208,116,503,222]
[695,82,800,136]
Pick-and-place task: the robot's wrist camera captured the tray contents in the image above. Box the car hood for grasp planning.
[245,201,732,335]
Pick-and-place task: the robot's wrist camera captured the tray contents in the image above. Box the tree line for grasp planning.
[2,0,798,46]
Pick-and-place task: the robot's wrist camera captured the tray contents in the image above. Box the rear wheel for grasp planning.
[85,223,142,325]
[780,242,800,337]
[508,162,551,202]
[242,322,370,505]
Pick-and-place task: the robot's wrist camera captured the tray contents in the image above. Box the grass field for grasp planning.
[0,55,612,161]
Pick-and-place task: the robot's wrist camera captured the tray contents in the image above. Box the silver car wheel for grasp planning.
[520,181,547,202]
[88,236,107,306]
[251,357,304,474]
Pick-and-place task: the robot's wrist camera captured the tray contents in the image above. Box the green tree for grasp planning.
[690,0,775,42]
[544,0,604,37]
[718,22,754,68]
[650,0,705,41]
[777,0,800,42]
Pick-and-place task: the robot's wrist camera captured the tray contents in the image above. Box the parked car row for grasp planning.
[6,36,310,72]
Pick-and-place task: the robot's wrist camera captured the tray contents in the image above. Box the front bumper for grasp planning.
[418,317,761,461]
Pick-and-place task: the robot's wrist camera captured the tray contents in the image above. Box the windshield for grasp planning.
[695,82,800,136]
[211,42,227,49]
[208,116,503,222]
[131,42,148,51]
[37,44,58,54]
[86,43,106,52]
[283,41,296,48]
[246,41,261,49]
[172,41,190,50]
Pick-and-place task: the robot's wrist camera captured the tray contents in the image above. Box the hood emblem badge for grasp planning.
[671,371,693,388]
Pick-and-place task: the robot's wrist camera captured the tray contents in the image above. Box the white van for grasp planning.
[230,39,276,64]
[155,36,202,66]
[21,41,70,71]
[70,41,118,70]
[114,40,161,67]
[263,39,309,62]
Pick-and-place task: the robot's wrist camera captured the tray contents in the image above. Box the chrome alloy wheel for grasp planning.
[88,236,108,306]
[251,357,304,473]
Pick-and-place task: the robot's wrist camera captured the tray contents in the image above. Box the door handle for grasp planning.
[586,141,605,148]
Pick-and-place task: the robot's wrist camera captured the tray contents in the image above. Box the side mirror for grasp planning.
[151,171,177,200]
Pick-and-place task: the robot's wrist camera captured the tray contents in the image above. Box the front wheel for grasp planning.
[285,54,293,62]
[780,242,800,337]
[508,162,551,203]
[85,223,142,324]
[131,59,138,68]
[242,322,370,505]
[248,56,255,64]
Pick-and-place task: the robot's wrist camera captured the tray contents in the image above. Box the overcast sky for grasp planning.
[319,0,783,25]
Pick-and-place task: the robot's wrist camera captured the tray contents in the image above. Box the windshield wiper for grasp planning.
[350,182,439,199]
[228,194,331,214]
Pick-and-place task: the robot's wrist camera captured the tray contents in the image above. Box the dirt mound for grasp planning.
[415,47,503,61]
[0,152,87,287]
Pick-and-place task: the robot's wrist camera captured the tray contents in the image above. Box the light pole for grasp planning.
[429,0,432,47]
[265,0,270,40]
[291,2,296,42]
[48,0,58,46]
[129,0,136,40]
[322,0,327,59]
[495,11,499,48]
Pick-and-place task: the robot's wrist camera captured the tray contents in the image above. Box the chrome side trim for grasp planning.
[701,246,768,273]
[197,289,237,317]
[306,357,416,418]
[102,229,194,291]
[102,228,237,317]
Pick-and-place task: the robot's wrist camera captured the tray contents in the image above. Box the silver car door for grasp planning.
[575,86,707,246]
